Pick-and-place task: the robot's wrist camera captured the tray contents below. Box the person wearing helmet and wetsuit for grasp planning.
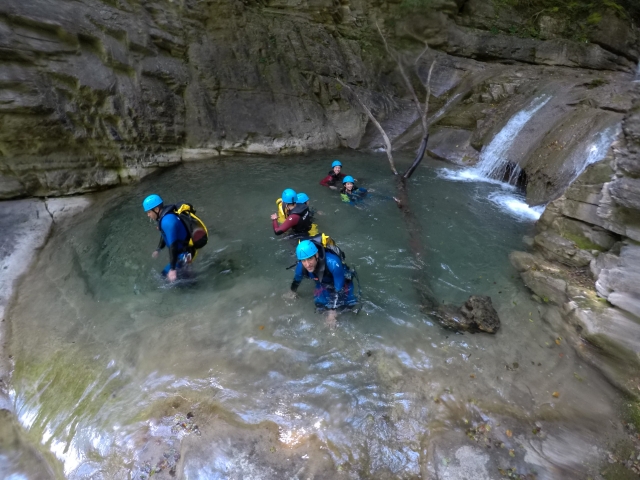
[143,194,194,282]
[296,192,320,218]
[340,176,368,205]
[320,160,346,190]
[271,188,318,237]
[283,240,357,328]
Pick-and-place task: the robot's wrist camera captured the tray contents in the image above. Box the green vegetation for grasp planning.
[490,0,638,42]
[586,78,609,89]
[561,232,606,252]
[623,400,640,431]
[398,0,433,13]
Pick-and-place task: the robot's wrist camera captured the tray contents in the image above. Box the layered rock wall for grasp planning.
[1,0,637,199]
[0,0,380,198]
[510,85,640,395]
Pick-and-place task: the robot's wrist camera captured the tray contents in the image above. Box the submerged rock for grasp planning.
[434,295,500,334]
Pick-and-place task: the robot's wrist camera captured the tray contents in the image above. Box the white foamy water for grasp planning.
[437,168,543,221]
[437,95,554,221]
[568,124,619,184]
[488,192,545,221]
[475,95,551,181]
[438,167,516,188]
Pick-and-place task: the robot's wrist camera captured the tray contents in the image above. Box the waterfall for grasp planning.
[474,95,551,183]
[568,124,619,184]
[437,94,617,223]
[438,95,551,221]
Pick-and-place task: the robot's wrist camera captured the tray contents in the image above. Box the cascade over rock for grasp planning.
[510,83,640,397]
[0,0,638,198]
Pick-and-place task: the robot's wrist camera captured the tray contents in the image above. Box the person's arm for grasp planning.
[320,175,333,187]
[161,216,183,270]
[153,235,166,258]
[273,215,300,235]
[291,262,304,292]
[168,243,181,270]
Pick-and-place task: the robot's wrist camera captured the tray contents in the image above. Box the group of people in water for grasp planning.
[142,159,366,327]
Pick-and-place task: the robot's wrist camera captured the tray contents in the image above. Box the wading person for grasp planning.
[275,188,297,225]
[271,189,318,237]
[320,160,346,190]
[143,194,208,282]
[340,176,368,205]
[284,240,357,328]
[296,192,319,217]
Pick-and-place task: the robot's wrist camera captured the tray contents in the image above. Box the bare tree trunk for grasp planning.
[403,59,436,180]
[335,78,398,175]
[337,27,499,332]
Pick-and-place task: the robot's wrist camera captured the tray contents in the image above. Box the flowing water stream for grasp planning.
[4,153,629,479]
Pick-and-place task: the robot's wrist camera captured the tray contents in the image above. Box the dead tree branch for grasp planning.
[335,77,398,175]
[403,59,436,180]
[376,22,426,135]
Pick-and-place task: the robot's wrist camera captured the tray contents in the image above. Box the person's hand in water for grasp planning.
[270,213,278,220]
[167,269,177,282]
[152,250,159,259]
[368,188,375,192]
[282,291,297,301]
[326,309,337,329]
[329,186,338,191]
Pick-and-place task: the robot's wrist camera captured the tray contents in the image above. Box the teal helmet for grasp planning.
[342,175,354,184]
[296,192,309,203]
[296,240,318,260]
[282,188,297,204]
[331,160,342,168]
[143,194,163,212]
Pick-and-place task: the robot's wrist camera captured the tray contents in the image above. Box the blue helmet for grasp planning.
[282,188,297,204]
[296,192,309,204]
[331,160,342,168]
[342,175,355,184]
[296,240,318,260]
[143,194,163,212]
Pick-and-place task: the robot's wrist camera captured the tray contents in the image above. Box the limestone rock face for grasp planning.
[534,231,594,267]
[510,82,640,397]
[0,0,638,198]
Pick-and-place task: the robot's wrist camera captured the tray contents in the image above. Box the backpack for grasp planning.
[175,203,209,249]
[309,233,345,261]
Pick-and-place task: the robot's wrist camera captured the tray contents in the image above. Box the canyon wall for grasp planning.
[0,0,637,199]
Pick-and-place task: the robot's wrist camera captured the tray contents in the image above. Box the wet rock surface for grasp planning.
[0,0,638,198]
[509,82,640,400]
[435,295,500,333]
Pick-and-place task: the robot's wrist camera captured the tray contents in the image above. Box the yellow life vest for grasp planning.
[303,233,344,259]
[277,198,318,235]
[276,198,287,224]
[175,204,209,250]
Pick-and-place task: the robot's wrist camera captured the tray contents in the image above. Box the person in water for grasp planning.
[271,189,318,237]
[320,160,346,190]
[143,194,194,282]
[275,188,296,225]
[340,176,368,204]
[296,192,310,207]
[284,240,357,328]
